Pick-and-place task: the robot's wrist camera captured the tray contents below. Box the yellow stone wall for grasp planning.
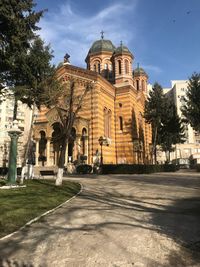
[33,62,152,166]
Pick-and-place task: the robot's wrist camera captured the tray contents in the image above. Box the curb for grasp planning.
[0,182,83,241]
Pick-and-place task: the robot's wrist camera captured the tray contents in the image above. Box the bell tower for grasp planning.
[133,64,148,93]
[113,41,134,86]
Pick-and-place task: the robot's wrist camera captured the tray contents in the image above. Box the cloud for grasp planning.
[38,0,138,67]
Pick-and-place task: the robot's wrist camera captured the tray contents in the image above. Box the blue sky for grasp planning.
[35,0,200,87]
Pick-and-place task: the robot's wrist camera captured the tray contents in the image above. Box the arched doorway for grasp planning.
[68,127,76,162]
[39,131,47,166]
[51,122,63,166]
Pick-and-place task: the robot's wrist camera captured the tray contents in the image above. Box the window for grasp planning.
[125,60,129,74]
[98,63,101,74]
[136,80,139,91]
[104,108,111,137]
[119,116,123,131]
[118,60,121,74]
[93,61,101,74]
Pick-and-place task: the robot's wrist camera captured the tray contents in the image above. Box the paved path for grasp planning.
[0,172,200,267]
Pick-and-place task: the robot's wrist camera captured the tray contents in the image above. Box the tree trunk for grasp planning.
[153,125,158,164]
[20,105,36,184]
[55,138,67,186]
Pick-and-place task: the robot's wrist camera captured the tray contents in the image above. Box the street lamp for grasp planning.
[7,120,22,184]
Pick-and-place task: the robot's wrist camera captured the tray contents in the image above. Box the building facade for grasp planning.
[157,80,200,162]
[33,37,152,168]
[0,92,34,167]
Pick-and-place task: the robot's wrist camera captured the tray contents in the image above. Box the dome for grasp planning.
[114,45,132,56]
[88,39,116,54]
[133,67,148,77]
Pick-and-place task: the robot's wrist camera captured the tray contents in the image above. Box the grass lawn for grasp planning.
[0,179,81,238]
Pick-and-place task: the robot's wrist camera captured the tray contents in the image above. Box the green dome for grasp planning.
[114,45,132,55]
[89,39,116,54]
[133,67,148,77]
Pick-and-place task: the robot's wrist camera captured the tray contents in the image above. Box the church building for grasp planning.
[33,34,152,168]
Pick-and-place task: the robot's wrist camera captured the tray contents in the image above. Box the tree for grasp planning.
[158,101,185,162]
[44,79,92,186]
[0,0,45,119]
[144,82,165,163]
[182,73,200,131]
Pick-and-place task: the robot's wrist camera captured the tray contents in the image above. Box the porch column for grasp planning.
[46,137,51,166]
[85,136,89,163]
[35,139,39,166]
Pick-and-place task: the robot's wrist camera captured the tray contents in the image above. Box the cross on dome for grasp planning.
[100,30,104,39]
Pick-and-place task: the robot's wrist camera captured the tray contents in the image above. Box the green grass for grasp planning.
[0,179,81,238]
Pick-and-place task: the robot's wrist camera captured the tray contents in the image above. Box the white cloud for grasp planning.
[38,0,138,67]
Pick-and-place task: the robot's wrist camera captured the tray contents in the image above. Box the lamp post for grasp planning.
[7,120,22,184]
[98,136,104,165]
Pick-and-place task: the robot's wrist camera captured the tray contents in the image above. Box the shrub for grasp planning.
[76,164,92,174]
[196,164,200,172]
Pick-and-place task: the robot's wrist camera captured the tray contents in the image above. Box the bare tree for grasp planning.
[44,79,92,185]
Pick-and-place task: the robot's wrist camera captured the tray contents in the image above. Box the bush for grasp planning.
[101,164,177,174]
[76,164,92,174]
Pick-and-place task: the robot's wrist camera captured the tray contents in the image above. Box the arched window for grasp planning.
[104,108,111,137]
[108,110,111,138]
[104,63,109,78]
[98,63,101,74]
[125,60,129,74]
[81,128,87,155]
[93,61,101,73]
[119,116,123,131]
[136,80,139,91]
[104,108,108,136]
[118,60,121,74]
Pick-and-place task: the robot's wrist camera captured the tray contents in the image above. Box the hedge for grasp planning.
[196,164,200,172]
[101,164,178,174]
[76,164,92,174]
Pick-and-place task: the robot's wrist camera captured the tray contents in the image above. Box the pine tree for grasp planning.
[159,100,185,162]
[144,82,165,163]
[182,73,200,131]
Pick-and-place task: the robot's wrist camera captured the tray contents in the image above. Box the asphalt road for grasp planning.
[0,171,200,267]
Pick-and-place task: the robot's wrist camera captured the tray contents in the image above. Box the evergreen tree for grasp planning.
[144,82,165,163]
[0,0,44,119]
[159,100,185,162]
[182,73,200,131]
